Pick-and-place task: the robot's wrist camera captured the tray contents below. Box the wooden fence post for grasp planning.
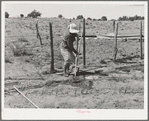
[113,20,115,32]
[36,19,42,45]
[140,21,143,59]
[36,20,39,38]
[76,23,81,65]
[76,23,80,54]
[49,22,54,73]
[113,23,118,61]
[83,18,86,67]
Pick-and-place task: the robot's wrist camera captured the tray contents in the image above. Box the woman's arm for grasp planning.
[67,36,78,54]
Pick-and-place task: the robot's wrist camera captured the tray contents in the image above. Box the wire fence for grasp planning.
[5,19,144,69]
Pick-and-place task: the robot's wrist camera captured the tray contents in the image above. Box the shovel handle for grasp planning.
[13,86,39,109]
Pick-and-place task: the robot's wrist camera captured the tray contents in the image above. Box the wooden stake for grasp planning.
[13,86,39,109]
[49,23,54,73]
[75,30,83,77]
[140,21,143,59]
[76,23,80,65]
[114,23,118,61]
[76,38,78,54]
[83,18,86,67]
[113,20,115,32]
[36,20,39,38]
[36,19,42,45]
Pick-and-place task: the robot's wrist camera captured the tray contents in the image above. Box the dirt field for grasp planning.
[4,17,144,109]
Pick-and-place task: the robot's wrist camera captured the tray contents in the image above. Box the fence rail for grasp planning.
[97,34,144,39]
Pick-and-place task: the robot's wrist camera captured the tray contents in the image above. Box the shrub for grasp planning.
[76,15,84,19]
[58,14,63,18]
[118,17,122,21]
[141,16,144,20]
[27,10,42,18]
[5,12,9,18]
[93,18,96,21]
[20,14,24,18]
[9,41,32,56]
[101,16,107,21]
[118,15,144,21]
[18,37,28,42]
[129,17,134,21]
[134,15,142,20]
[87,17,92,20]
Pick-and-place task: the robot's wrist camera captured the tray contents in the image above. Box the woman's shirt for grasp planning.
[61,30,78,54]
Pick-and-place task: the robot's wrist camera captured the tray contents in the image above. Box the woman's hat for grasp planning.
[68,23,79,33]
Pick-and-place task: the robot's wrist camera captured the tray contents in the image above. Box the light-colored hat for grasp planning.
[68,23,79,33]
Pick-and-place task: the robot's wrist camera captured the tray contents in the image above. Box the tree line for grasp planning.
[5,10,144,21]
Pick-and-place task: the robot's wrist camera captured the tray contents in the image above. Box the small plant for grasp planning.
[9,41,32,56]
[18,37,28,42]
[56,84,61,96]
[74,87,78,97]
[5,12,9,18]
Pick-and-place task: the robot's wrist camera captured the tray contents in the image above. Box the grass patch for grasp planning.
[5,57,12,63]
[18,37,28,42]
[9,41,33,56]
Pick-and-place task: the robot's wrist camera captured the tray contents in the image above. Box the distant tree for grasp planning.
[135,15,142,20]
[5,12,9,18]
[118,15,144,21]
[73,17,75,20]
[58,14,63,18]
[101,16,107,21]
[27,10,42,18]
[130,15,142,20]
[123,16,128,21]
[76,15,84,19]
[97,19,101,21]
[122,16,129,21]
[27,14,31,17]
[87,17,92,20]
[134,15,139,20]
[20,14,24,18]
[118,17,122,21]
[93,18,96,21]
[141,16,144,20]
[129,17,134,21]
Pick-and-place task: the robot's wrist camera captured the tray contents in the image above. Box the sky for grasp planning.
[3,1,146,20]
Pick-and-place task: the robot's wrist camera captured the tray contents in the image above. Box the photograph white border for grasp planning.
[1,1,148,120]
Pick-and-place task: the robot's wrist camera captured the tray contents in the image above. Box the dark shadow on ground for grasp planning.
[114,59,137,64]
[115,64,144,72]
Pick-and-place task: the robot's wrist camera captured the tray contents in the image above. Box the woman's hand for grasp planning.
[78,52,81,55]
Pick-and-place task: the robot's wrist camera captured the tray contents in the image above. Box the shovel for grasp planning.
[74,29,83,77]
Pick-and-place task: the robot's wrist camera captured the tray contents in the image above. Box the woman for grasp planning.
[60,23,81,77]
